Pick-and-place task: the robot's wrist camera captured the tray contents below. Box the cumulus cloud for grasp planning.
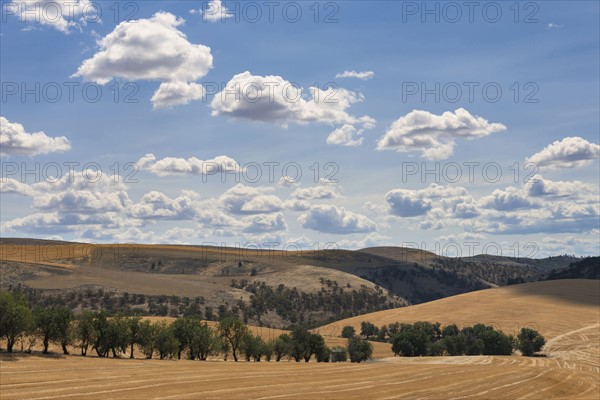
[151,81,205,109]
[8,0,97,33]
[218,184,283,215]
[526,175,596,198]
[335,70,375,80]
[386,189,432,217]
[291,185,339,200]
[480,188,538,211]
[326,124,364,147]
[242,213,287,233]
[72,12,212,107]
[376,108,506,160]
[0,117,71,156]
[137,153,242,176]
[298,205,376,234]
[190,0,233,22]
[129,191,200,220]
[526,137,600,171]
[210,71,375,143]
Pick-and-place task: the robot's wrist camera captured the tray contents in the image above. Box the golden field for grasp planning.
[1,279,598,399]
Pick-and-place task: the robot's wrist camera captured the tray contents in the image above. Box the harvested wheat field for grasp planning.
[1,279,598,399]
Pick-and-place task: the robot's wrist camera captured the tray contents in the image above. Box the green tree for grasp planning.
[125,316,143,359]
[273,334,291,361]
[347,337,373,363]
[517,328,545,356]
[33,306,73,354]
[74,311,96,356]
[172,317,199,359]
[138,320,157,359]
[341,325,356,339]
[217,317,249,362]
[106,316,129,357]
[0,290,32,353]
[91,311,110,357]
[189,322,217,360]
[154,321,179,359]
[289,325,311,362]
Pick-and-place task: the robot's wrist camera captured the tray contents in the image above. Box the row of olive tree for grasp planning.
[1,291,374,362]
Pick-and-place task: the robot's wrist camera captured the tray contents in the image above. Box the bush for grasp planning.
[517,328,545,356]
[330,346,348,362]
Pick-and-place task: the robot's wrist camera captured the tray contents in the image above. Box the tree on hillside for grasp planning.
[0,290,32,353]
[106,316,129,357]
[517,328,545,356]
[360,321,378,340]
[341,326,356,338]
[217,317,249,361]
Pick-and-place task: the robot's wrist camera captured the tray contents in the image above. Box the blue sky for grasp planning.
[1,0,599,257]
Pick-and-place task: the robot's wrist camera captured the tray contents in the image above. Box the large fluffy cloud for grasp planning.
[526,136,600,171]
[72,12,212,107]
[210,71,375,143]
[377,108,506,160]
[0,117,71,156]
[298,205,376,234]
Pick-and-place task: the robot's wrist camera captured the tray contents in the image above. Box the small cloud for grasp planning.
[547,22,564,29]
[335,70,375,80]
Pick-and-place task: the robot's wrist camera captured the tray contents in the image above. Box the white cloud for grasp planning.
[242,213,287,233]
[298,205,376,234]
[0,178,38,196]
[129,191,200,220]
[8,0,97,33]
[0,117,71,156]
[292,185,339,200]
[480,188,538,211]
[137,153,242,176]
[72,12,212,107]
[526,137,600,171]
[376,108,506,160]
[151,81,205,109]
[326,124,364,147]
[191,0,233,22]
[526,175,596,198]
[210,71,375,140]
[547,23,564,29]
[386,189,432,217]
[335,70,375,80]
[218,184,282,215]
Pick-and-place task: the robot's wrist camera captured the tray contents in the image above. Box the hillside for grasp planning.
[318,279,600,364]
[0,239,584,328]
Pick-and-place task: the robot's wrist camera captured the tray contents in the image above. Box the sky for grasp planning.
[1,0,599,258]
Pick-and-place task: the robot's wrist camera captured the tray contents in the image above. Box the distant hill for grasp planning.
[543,257,600,280]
